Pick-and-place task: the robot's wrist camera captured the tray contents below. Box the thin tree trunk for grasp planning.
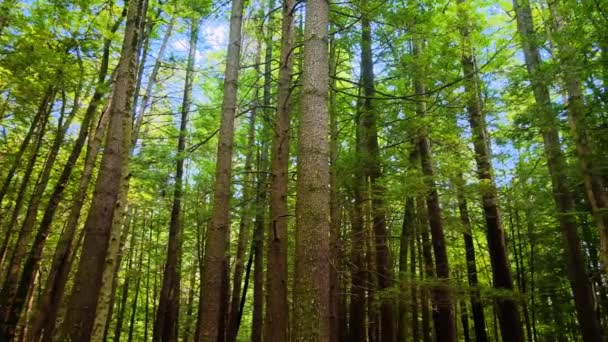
[328,33,342,342]
[182,258,197,342]
[292,0,330,338]
[412,36,456,342]
[410,222,419,342]
[417,196,434,342]
[113,217,138,342]
[359,5,395,340]
[198,0,244,338]
[399,197,415,341]
[455,179,488,342]
[60,0,145,337]
[513,0,603,340]
[456,1,523,340]
[127,226,145,342]
[251,142,268,342]
[153,15,199,342]
[266,0,294,337]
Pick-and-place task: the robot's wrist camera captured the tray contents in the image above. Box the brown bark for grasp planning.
[227,94,255,342]
[456,1,523,340]
[417,198,433,342]
[412,36,456,342]
[513,0,603,340]
[265,0,294,338]
[251,145,268,342]
[292,0,330,338]
[113,218,138,342]
[30,104,110,342]
[197,0,244,338]
[328,34,342,342]
[455,180,488,342]
[153,16,199,342]
[398,196,415,341]
[127,225,145,342]
[359,2,395,340]
[60,0,145,338]
[409,212,419,342]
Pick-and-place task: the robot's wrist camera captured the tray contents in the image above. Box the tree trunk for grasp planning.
[127,226,145,342]
[513,0,603,340]
[417,197,434,342]
[398,196,415,341]
[412,36,456,342]
[456,1,523,340]
[455,179,488,342]
[328,33,342,342]
[60,0,145,337]
[359,2,395,340]
[292,0,330,339]
[227,96,255,342]
[266,0,294,338]
[30,103,110,341]
[410,220,419,342]
[182,258,197,342]
[113,217,138,342]
[198,0,244,338]
[153,15,199,342]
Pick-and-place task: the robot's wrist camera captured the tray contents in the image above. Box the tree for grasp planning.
[292,0,331,339]
[197,0,244,338]
[60,0,146,338]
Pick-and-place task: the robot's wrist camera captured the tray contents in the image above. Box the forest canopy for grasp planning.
[0,0,607,341]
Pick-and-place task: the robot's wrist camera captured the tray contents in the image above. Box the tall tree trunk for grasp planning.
[182,259,197,342]
[227,98,255,342]
[198,0,244,338]
[409,213,419,342]
[153,15,200,342]
[455,179,488,342]
[350,94,367,342]
[266,0,294,338]
[456,1,523,340]
[412,36,456,342]
[30,104,110,342]
[292,0,330,338]
[113,218,138,342]
[328,33,342,342]
[127,226,145,342]
[60,0,145,338]
[513,0,603,340]
[251,143,268,342]
[398,196,415,341]
[359,2,395,340]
